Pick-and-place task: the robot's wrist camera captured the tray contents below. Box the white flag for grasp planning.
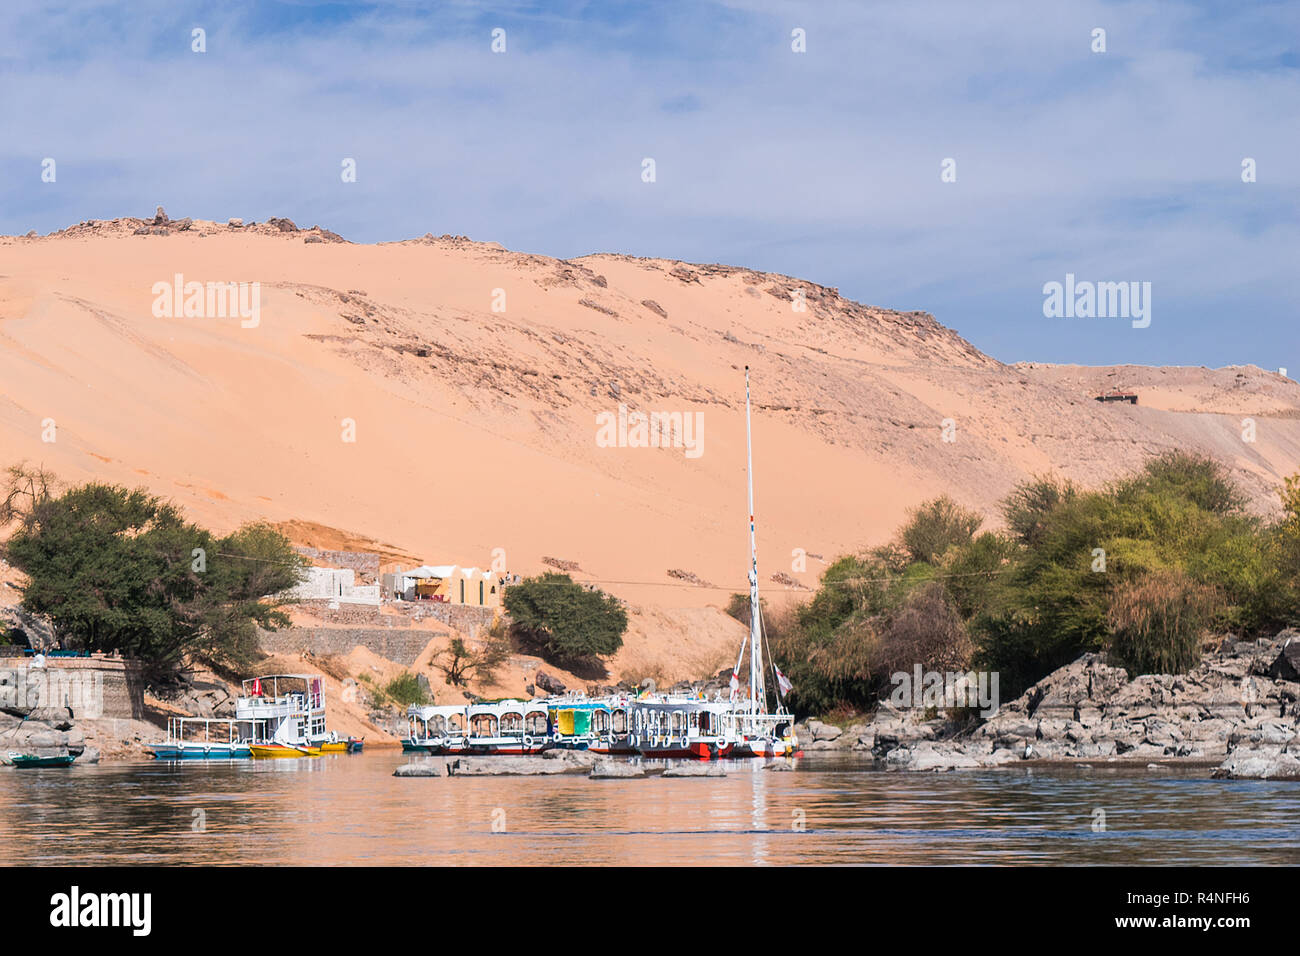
[775,665,793,697]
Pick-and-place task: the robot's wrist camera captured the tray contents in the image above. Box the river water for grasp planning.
[1,752,1296,865]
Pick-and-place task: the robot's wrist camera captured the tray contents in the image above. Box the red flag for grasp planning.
[252,678,262,696]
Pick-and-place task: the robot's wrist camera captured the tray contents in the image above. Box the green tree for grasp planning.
[2,474,305,678]
[503,572,627,664]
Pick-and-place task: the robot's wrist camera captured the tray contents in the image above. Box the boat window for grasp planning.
[430,715,446,734]
[525,712,548,734]
[448,713,466,733]
[612,710,627,734]
[593,710,609,734]
[470,714,498,737]
[500,712,523,734]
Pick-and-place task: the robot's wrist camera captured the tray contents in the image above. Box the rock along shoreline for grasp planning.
[795,629,1300,780]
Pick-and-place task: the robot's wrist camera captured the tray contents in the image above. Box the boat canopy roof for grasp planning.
[241,673,322,686]
[407,704,470,719]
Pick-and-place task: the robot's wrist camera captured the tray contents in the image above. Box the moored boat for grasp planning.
[717,366,799,759]
[249,743,320,758]
[237,673,333,757]
[405,699,551,754]
[405,704,472,754]
[463,699,550,754]
[7,750,77,768]
[146,716,264,760]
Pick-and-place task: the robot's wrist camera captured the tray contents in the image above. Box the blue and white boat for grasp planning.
[146,716,266,760]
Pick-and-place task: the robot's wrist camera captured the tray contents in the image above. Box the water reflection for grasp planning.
[0,753,1296,865]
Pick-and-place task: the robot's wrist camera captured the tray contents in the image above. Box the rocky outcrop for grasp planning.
[590,759,645,779]
[164,682,235,718]
[534,671,567,695]
[1212,748,1300,780]
[662,763,726,777]
[829,630,1300,772]
[394,760,448,777]
[448,756,574,776]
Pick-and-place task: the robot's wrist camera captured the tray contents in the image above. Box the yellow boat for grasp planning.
[317,741,348,753]
[249,743,320,759]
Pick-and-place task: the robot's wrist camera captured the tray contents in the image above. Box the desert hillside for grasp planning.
[2,213,1298,645]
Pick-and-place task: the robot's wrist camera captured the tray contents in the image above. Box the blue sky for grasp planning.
[2,0,1296,367]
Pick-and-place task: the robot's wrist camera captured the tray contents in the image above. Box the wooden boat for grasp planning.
[345,737,364,753]
[7,751,76,768]
[249,743,320,759]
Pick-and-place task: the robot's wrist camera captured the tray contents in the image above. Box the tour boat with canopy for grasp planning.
[405,699,550,754]
[146,715,267,760]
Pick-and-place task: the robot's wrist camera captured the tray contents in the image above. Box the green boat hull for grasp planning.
[8,753,77,768]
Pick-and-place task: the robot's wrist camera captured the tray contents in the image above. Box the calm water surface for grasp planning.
[2,752,1296,865]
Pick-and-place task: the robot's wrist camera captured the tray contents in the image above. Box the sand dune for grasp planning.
[2,216,1298,674]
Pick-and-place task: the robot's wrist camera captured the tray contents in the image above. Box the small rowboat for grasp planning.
[249,744,320,759]
[8,751,77,768]
[317,741,348,753]
[345,737,364,753]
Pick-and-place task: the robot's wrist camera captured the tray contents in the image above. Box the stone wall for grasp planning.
[0,656,145,720]
[295,599,497,633]
[257,626,436,667]
[386,601,497,632]
[295,548,381,579]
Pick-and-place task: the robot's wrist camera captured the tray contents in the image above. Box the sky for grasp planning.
[1,0,1296,368]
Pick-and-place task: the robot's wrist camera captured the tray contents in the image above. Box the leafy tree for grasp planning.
[2,475,305,678]
[503,572,627,664]
[898,495,982,565]
[774,454,1296,713]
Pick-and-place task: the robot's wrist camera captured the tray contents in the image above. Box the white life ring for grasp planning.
[523,734,534,748]
[680,736,689,750]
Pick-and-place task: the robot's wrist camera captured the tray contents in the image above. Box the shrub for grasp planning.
[1106,569,1216,675]
[382,671,429,707]
[873,582,973,678]
[1003,475,1077,549]
[898,496,983,565]
[1120,450,1245,516]
[435,634,510,687]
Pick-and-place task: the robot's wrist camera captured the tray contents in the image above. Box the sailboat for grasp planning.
[721,366,800,758]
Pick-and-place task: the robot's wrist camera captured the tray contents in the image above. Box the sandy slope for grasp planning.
[2,215,1298,680]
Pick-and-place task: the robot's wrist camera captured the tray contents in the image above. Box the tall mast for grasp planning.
[745,366,766,713]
